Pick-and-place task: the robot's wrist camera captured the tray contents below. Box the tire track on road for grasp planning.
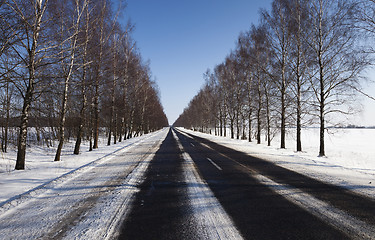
[180,129,375,227]
[175,128,355,239]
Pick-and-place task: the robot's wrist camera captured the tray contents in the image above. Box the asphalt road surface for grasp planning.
[1,127,374,239]
[119,128,375,239]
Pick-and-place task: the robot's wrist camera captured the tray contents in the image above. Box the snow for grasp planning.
[177,128,375,238]
[179,127,375,199]
[1,127,375,239]
[61,139,160,240]
[0,130,164,211]
[173,130,244,239]
[254,173,375,239]
[0,128,168,239]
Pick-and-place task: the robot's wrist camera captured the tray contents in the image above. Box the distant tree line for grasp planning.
[0,0,168,170]
[174,0,374,156]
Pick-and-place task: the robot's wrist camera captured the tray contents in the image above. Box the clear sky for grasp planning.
[121,0,375,126]
[121,0,273,124]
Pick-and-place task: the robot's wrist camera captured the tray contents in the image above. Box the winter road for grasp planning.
[1,127,375,239]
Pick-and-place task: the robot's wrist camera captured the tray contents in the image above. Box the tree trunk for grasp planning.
[236,113,240,140]
[265,87,271,147]
[15,0,43,170]
[223,113,227,137]
[242,117,246,140]
[296,88,302,151]
[318,7,325,157]
[3,81,10,153]
[93,84,99,149]
[219,110,223,136]
[89,100,95,151]
[107,41,117,145]
[280,75,286,149]
[16,85,33,170]
[257,78,262,144]
[124,125,128,140]
[55,47,76,161]
[73,128,82,155]
[74,89,86,155]
[118,118,124,142]
[319,111,325,157]
[248,110,252,142]
[295,2,303,152]
[257,107,261,144]
[230,118,234,139]
[266,108,271,146]
[113,112,117,144]
[107,111,113,145]
[319,67,325,157]
[74,4,90,155]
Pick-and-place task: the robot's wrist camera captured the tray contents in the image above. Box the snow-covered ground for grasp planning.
[0,127,374,239]
[0,130,165,208]
[1,127,374,208]
[180,127,375,199]
[0,128,168,239]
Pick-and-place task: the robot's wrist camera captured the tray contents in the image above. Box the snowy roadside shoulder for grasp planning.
[0,129,166,213]
[178,128,375,199]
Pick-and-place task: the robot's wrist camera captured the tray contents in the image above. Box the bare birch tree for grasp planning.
[262,0,293,149]
[73,2,92,154]
[4,0,52,170]
[54,0,88,161]
[306,0,368,156]
[286,0,312,151]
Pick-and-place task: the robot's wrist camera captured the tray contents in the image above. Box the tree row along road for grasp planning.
[1,128,375,239]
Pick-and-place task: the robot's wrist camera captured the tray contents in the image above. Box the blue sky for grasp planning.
[121,0,273,124]
[121,0,375,126]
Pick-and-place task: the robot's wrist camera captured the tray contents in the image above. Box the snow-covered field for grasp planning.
[181,127,375,199]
